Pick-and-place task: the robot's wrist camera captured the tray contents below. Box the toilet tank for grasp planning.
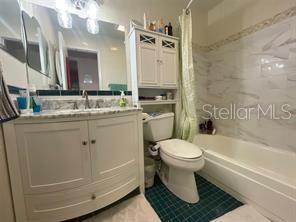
[143,112,174,142]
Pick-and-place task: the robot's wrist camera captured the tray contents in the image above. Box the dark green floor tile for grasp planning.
[145,174,243,222]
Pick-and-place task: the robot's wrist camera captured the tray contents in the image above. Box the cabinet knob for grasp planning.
[91,139,96,144]
[91,194,96,200]
[82,141,88,146]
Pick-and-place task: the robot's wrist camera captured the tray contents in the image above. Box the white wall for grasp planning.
[0,49,27,88]
[205,0,296,45]
[0,0,22,40]
[0,0,27,88]
[97,0,207,45]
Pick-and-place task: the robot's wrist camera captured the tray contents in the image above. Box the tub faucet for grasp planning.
[82,90,90,109]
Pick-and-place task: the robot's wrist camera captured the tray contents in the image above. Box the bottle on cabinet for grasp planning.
[157,18,164,33]
[149,21,156,31]
[164,22,173,36]
[143,13,147,29]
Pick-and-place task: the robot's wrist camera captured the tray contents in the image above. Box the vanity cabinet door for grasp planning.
[137,32,160,87]
[89,115,138,181]
[159,37,178,87]
[15,121,92,194]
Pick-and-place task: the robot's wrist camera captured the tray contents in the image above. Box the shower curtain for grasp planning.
[175,9,197,142]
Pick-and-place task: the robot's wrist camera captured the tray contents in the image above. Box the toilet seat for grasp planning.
[159,139,203,160]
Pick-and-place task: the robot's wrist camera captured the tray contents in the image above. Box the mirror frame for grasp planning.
[21,11,51,78]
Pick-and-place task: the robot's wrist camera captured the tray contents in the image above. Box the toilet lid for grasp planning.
[159,139,203,159]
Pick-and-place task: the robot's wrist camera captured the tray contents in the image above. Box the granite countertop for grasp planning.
[18,107,142,120]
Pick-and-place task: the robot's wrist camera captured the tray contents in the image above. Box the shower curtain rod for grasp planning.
[185,0,194,14]
[186,0,194,10]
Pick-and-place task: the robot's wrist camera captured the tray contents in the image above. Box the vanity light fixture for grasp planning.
[55,0,101,34]
[110,47,118,51]
[87,18,99,34]
[56,0,72,29]
[86,0,100,19]
[116,25,125,32]
[56,0,70,11]
[57,11,73,29]
[275,63,285,69]
[85,0,99,34]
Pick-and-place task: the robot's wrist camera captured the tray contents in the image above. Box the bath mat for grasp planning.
[211,205,270,222]
[82,194,160,222]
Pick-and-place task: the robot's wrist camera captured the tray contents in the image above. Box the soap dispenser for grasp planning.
[118,91,127,107]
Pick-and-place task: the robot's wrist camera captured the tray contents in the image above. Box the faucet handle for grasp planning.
[95,101,100,108]
[73,101,79,110]
[82,90,88,98]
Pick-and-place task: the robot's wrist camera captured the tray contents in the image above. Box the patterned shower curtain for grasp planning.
[0,62,19,123]
[175,9,197,142]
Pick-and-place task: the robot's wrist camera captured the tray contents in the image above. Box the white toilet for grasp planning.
[143,112,204,203]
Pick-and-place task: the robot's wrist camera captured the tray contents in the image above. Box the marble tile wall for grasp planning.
[193,16,296,153]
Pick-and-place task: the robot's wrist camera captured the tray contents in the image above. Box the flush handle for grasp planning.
[91,139,96,144]
[82,141,88,146]
[91,194,96,200]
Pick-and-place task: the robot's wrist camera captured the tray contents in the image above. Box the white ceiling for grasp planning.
[193,0,223,11]
[22,0,223,13]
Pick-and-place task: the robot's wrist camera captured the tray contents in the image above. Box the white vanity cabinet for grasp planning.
[130,27,179,88]
[3,111,144,222]
[15,121,92,195]
[89,116,138,181]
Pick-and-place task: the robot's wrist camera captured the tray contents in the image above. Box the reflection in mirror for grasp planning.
[21,3,57,90]
[22,12,50,76]
[67,48,99,90]
[0,0,27,88]
[22,2,129,91]
[58,14,128,91]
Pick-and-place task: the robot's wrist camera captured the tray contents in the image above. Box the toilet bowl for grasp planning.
[158,139,204,203]
[143,113,204,203]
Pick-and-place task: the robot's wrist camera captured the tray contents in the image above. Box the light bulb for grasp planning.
[116,25,125,32]
[86,0,99,19]
[56,0,69,11]
[57,11,72,29]
[87,18,99,34]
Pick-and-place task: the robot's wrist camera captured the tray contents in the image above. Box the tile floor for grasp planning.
[145,174,243,222]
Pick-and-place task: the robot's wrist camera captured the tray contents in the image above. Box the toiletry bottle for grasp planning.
[143,13,147,29]
[149,22,154,31]
[29,85,37,113]
[206,119,213,134]
[165,25,169,35]
[16,89,28,112]
[118,91,127,107]
[168,22,173,36]
[152,21,156,31]
[157,18,164,33]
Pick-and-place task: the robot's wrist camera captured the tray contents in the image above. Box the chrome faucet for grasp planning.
[82,90,90,109]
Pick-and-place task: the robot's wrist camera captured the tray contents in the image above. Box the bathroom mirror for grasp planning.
[0,0,27,89]
[22,2,129,91]
[22,12,50,77]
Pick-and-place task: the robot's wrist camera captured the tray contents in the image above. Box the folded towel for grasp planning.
[0,62,19,123]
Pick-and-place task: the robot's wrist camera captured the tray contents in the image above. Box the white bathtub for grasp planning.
[193,134,296,222]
